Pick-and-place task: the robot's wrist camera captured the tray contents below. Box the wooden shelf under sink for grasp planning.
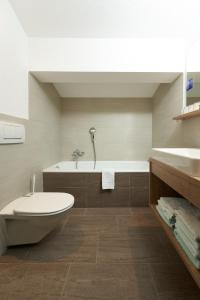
[173,109,200,120]
[149,158,200,288]
[151,204,200,288]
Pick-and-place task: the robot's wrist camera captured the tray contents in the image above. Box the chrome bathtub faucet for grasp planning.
[72,149,85,169]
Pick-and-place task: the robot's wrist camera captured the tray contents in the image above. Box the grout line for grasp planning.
[147,263,160,300]
[59,263,72,300]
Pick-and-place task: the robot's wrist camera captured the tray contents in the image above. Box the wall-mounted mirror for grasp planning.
[186,72,200,108]
[185,40,200,114]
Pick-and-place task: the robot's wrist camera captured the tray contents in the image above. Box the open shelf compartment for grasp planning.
[149,159,200,288]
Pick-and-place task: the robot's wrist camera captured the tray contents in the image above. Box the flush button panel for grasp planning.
[0,122,25,144]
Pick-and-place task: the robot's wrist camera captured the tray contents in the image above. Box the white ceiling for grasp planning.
[9,0,200,39]
[31,71,180,98]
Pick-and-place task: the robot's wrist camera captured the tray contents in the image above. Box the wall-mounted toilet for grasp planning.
[0,192,74,246]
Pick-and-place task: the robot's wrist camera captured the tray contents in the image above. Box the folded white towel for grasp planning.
[175,225,200,258]
[176,220,200,249]
[158,197,187,215]
[102,169,115,190]
[175,208,200,241]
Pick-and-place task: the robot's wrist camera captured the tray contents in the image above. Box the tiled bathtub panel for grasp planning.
[115,173,131,187]
[87,173,131,188]
[87,187,130,208]
[130,187,149,207]
[43,172,149,207]
[43,173,87,188]
[44,187,87,208]
[130,173,149,188]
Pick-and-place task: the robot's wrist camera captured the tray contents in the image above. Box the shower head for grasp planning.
[89,127,96,135]
[89,127,96,141]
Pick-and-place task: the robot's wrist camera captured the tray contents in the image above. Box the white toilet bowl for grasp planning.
[0,192,74,246]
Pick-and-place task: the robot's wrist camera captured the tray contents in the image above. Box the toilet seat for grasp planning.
[0,193,74,216]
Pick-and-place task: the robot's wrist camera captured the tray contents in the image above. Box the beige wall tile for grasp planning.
[0,74,61,209]
[152,76,184,147]
[61,98,152,161]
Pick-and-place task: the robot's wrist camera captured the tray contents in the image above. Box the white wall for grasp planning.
[0,0,28,119]
[29,38,185,72]
[187,40,200,72]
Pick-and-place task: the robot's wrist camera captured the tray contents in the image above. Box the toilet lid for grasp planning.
[13,193,74,216]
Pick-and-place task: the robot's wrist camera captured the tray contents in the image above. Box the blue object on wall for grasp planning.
[186,78,193,91]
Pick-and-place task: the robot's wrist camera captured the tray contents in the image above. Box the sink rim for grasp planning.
[152,148,200,160]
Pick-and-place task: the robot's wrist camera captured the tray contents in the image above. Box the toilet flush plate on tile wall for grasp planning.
[0,122,25,144]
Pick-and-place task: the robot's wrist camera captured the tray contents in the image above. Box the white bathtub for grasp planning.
[43,161,149,173]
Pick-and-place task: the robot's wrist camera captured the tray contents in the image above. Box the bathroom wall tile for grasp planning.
[115,173,130,187]
[130,187,149,207]
[61,98,152,161]
[43,173,87,188]
[87,173,101,187]
[152,76,184,148]
[0,74,61,209]
[103,187,130,207]
[44,172,149,208]
[130,172,149,188]
[44,187,87,208]
[87,187,105,207]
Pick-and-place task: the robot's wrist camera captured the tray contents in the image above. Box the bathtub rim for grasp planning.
[43,160,149,173]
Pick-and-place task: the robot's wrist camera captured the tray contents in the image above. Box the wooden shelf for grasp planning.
[173,109,200,120]
[151,204,200,288]
[149,159,200,288]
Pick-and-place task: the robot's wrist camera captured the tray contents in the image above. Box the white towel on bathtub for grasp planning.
[102,169,115,190]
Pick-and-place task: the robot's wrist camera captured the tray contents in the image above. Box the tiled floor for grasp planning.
[0,207,200,299]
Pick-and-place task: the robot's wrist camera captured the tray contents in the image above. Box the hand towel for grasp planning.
[102,169,115,190]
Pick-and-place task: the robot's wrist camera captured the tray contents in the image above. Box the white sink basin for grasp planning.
[151,148,200,177]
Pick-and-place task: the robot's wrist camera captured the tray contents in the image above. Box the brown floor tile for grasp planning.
[65,215,118,233]
[85,207,133,216]
[119,279,157,300]
[0,263,26,294]
[150,263,200,298]
[26,232,97,263]
[61,279,121,300]
[157,294,200,300]
[22,263,68,297]
[1,207,199,299]
[118,211,160,228]
[70,208,86,215]
[68,263,137,281]
[98,233,169,263]
[0,245,30,263]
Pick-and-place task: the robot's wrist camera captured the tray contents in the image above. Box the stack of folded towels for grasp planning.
[156,197,186,228]
[156,197,200,269]
[174,205,200,269]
